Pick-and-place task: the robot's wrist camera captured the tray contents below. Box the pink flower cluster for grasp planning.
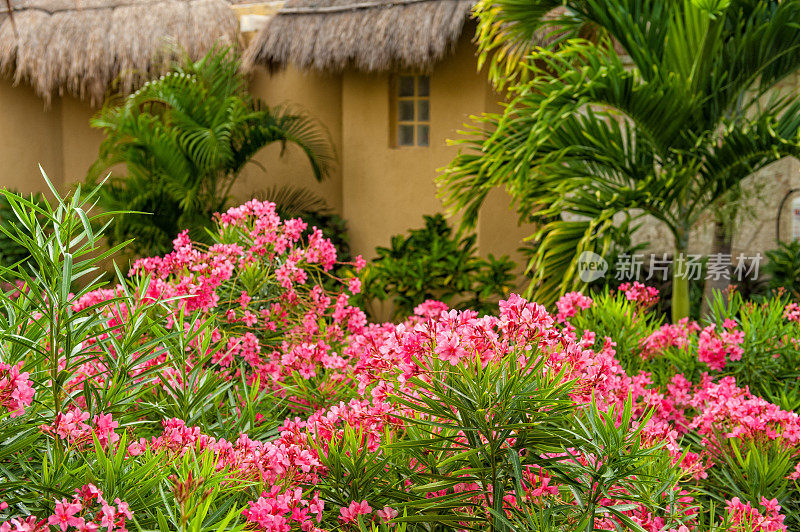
[127,418,323,486]
[725,497,787,532]
[640,319,699,359]
[555,291,593,322]
[41,409,119,450]
[686,376,800,444]
[640,318,744,370]
[697,322,745,371]
[336,501,397,526]
[1,485,132,532]
[344,294,705,529]
[70,199,368,411]
[0,361,33,417]
[241,486,324,532]
[784,303,800,323]
[618,281,659,307]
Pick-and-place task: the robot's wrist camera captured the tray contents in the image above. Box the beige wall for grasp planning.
[61,96,106,187]
[239,67,344,213]
[0,82,63,194]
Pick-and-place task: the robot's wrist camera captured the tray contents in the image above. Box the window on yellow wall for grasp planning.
[391,74,430,147]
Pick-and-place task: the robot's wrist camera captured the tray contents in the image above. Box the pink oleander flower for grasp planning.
[242,486,323,531]
[698,324,745,371]
[725,496,787,532]
[42,409,119,450]
[618,282,659,307]
[555,292,593,323]
[348,277,362,294]
[376,506,398,523]
[48,499,82,531]
[339,500,372,523]
[0,361,34,417]
[354,255,367,272]
[784,303,800,323]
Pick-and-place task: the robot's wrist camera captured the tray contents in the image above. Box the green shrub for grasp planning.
[764,240,800,299]
[704,291,800,411]
[360,214,516,320]
[0,191,45,269]
[567,289,665,377]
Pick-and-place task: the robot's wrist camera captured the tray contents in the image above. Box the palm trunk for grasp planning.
[701,218,732,316]
[671,228,690,322]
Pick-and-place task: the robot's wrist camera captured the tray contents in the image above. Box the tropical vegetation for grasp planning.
[440,0,800,320]
[88,48,334,257]
[3,2,800,532]
[359,214,516,320]
[0,179,799,531]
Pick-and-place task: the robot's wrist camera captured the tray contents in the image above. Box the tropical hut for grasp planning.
[0,0,241,193]
[240,0,536,264]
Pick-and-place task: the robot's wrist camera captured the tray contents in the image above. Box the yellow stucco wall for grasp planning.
[61,96,106,187]
[0,82,63,193]
[241,29,534,273]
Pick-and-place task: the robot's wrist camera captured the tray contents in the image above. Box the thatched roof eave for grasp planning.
[243,0,478,73]
[0,0,242,105]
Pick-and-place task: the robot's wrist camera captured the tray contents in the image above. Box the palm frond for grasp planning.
[88,48,337,257]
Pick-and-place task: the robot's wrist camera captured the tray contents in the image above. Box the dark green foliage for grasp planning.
[88,48,335,257]
[764,240,800,299]
[0,191,45,269]
[361,214,516,320]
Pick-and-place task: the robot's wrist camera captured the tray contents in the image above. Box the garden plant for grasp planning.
[359,214,516,320]
[0,175,800,531]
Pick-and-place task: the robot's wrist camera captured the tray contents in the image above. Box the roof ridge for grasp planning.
[0,0,195,16]
[278,0,465,16]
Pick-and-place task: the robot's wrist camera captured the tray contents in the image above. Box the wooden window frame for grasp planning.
[390,73,430,148]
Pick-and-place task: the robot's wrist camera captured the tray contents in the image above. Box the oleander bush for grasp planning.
[2,181,800,532]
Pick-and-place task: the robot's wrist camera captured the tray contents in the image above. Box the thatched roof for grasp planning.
[0,0,241,104]
[243,0,477,72]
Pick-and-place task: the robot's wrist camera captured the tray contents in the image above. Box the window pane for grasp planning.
[398,100,415,121]
[417,100,429,122]
[417,76,430,97]
[398,76,415,97]
[398,125,415,146]
[417,125,429,146]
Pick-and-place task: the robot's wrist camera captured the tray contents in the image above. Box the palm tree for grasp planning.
[88,48,335,256]
[440,0,800,320]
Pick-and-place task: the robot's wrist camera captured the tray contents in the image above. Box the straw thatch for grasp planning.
[0,0,241,104]
[243,0,478,73]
